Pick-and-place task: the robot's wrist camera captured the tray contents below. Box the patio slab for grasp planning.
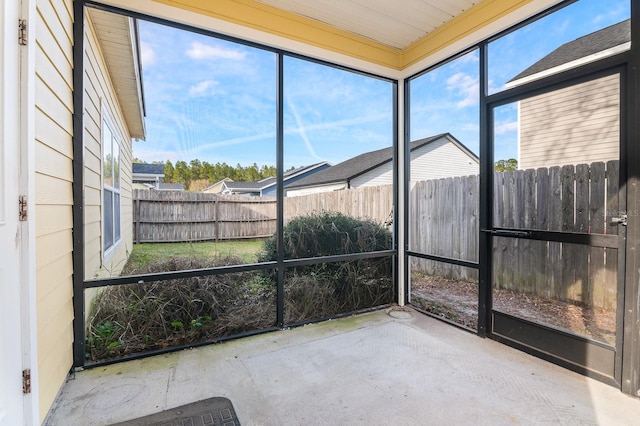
[45,308,640,425]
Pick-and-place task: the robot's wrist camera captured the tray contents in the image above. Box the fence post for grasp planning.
[134,194,140,244]
[214,198,219,242]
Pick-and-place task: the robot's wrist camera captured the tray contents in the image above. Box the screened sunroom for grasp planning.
[2,0,640,424]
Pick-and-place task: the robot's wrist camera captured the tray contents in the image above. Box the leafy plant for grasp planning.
[190,315,212,329]
[89,321,124,355]
[494,158,518,172]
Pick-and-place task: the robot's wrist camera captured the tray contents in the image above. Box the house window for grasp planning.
[102,112,121,254]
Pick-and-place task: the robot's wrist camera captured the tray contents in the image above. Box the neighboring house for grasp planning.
[286,134,479,196]
[220,162,331,196]
[220,179,270,197]
[507,20,628,170]
[203,177,234,194]
[132,163,165,189]
[132,163,185,191]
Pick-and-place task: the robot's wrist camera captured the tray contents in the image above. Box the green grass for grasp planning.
[123,240,264,273]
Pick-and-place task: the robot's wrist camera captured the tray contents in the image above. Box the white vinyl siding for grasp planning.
[34,0,74,421]
[353,137,479,188]
[518,73,620,170]
[287,182,348,197]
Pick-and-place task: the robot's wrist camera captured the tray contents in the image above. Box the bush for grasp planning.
[260,212,392,259]
[260,212,394,322]
[87,213,394,360]
[87,256,275,361]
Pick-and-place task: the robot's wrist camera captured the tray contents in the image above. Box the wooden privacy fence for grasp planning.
[133,190,276,242]
[133,185,393,243]
[283,185,393,224]
[492,160,619,310]
[409,175,479,282]
[133,160,618,309]
[409,160,619,310]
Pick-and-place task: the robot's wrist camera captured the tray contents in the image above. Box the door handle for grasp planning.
[481,229,532,237]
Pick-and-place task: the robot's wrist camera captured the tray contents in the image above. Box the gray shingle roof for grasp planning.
[158,182,184,191]
[286,134,468,190]
[224,180,273,192]
[132,163,165,175]
[511,19,630,82]
[223,162,329,193]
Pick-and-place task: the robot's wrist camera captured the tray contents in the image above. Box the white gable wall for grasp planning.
[352,137,478,188]
[287,182,348,197]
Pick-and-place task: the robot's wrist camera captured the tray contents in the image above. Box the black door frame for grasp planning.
[474,1,640,394]
[621,0,640,397]
[480,63,628,386]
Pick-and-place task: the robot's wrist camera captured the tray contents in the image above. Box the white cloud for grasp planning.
[186,41,247,61]
[455,50,480,64]
[446,72,478,108]
[495,121,518,134]
[140,41,156,67]
[461,123,479,132]
[592,4,628,25]
[189,80,220,97]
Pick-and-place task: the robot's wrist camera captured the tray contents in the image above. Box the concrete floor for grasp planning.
[46,308,640,426]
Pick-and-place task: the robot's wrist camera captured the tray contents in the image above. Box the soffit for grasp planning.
[88,8,146,140]
[255,0,482,50]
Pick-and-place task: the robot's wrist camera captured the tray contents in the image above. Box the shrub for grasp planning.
[260,212,392,259]
[87,256,275,361]
[260,212,394,322]
[87,213,394,360]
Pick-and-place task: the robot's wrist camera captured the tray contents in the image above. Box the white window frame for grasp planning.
[101,105,122,259]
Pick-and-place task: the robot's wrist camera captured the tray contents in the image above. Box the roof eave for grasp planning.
[506,42,631,89]
[89,8,146,140]
[287,180,348,190]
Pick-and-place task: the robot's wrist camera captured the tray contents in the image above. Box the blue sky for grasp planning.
[135,0,630,169]
[410,0,630,162]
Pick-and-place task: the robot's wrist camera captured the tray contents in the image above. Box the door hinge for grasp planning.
[19,195,27,221]
[22,369,31,394]
[19,19,28,46]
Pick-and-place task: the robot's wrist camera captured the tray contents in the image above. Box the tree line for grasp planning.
[133,158,279,191]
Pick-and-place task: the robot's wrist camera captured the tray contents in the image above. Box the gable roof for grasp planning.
[158,182,185,191]
[223,180,268,193]
[509,19,630,84]
[287,133,475,189]
[132,163,165,175]
[222,162,330,193]
[203,177,234,191]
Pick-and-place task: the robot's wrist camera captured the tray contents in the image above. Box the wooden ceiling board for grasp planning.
[256,0,481,49]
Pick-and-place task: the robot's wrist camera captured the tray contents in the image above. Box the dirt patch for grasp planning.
[410,274,616,345]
